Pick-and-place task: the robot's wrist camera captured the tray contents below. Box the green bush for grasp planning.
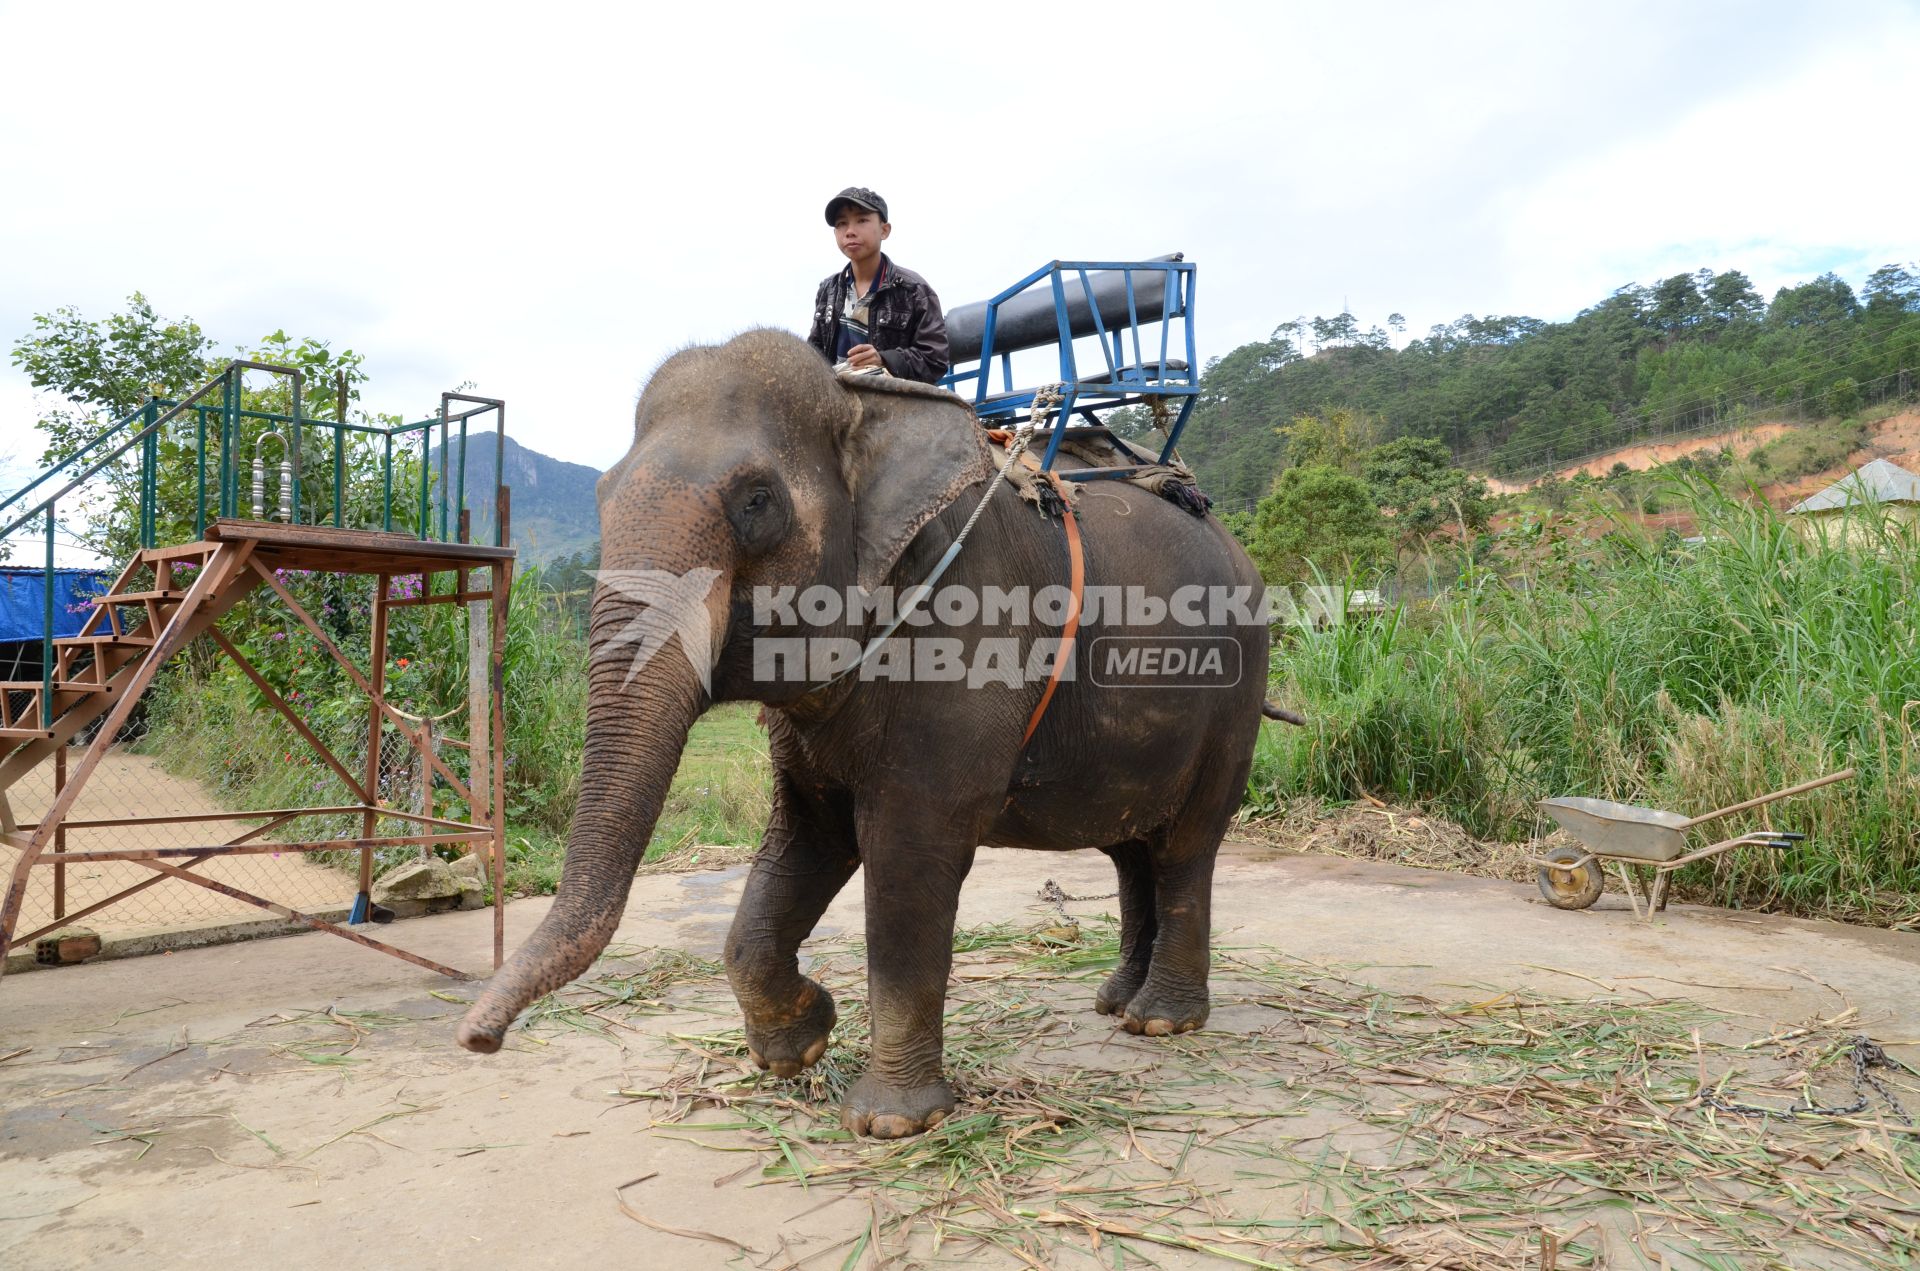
[1256,478,1920,922]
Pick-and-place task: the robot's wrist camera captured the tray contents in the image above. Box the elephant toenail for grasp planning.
[801,1038,828,1067]
[923,1109,947,1129]
[769,1059,801,1078]
[869,1115,914,1138]
[1143,1018,1174,1036]
[748,1047,768,1070]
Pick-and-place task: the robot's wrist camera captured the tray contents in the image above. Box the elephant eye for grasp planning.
[728,481,786,556]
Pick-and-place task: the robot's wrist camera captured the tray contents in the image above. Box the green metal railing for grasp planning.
[0,361,507,728]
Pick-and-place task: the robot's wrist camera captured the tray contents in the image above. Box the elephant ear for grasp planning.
[835,379,994,593]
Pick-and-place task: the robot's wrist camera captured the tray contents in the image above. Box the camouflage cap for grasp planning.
[825,186,888,224]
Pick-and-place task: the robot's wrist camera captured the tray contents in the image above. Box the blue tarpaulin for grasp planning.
[0,567,112,642]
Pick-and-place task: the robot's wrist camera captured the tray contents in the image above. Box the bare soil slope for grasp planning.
[1482,409,1920,502]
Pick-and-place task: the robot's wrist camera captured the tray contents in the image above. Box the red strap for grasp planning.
[1022,472,1083,747]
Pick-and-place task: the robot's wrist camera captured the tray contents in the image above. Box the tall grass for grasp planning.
[1256,478,1920,922]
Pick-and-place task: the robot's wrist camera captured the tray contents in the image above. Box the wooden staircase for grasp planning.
[0,539,259,823]
[0,364,517,980]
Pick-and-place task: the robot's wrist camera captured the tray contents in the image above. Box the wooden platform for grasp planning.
[2,521,515,982]
[205,519,516,574]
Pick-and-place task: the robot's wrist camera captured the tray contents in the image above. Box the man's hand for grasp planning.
[845,343,884,370]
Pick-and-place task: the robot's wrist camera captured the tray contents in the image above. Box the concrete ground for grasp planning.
[1,844,1916,1269]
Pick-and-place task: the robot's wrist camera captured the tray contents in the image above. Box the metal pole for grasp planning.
[357,573,391,924]
[494,404,506,547]
[455,418,468,544]
[490,558,510,969]
[438,398,450,542]
[195,405,207,538]
[382,433,394,533]
[417,423,431,541]
[468,560,490,856]
[419,715,435,849]
[1679,769,1857,829]
[220,369,234,519]
[41,506,54,728]
[289,371,304,526]
[52,745,66,921]
[334,371,347,528]
[141,399,158,548]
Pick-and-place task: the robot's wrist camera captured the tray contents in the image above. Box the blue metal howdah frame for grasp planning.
[0,361,506,725]
[940,258,1199,479]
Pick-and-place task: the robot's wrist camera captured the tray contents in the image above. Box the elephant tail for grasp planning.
[1262,701,1306,727]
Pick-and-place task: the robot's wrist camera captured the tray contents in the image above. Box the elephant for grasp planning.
[456,329,1275,1139]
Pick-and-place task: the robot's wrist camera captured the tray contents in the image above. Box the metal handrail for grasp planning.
[3,365,507,547]
[940,259,1199,474]
[0,370,237,541]
[0,362,509,729]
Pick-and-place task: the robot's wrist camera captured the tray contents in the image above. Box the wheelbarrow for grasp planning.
[1531,769,1855,920]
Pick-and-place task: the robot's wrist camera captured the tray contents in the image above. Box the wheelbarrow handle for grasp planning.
[1680,769,1855,829]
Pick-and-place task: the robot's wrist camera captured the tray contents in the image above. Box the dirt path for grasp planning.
[0,746,358,942]
[2,847,1915,1268]
[1481,409,1920,499]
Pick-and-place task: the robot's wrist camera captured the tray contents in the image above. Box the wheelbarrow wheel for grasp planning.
[1537,844,1604,910]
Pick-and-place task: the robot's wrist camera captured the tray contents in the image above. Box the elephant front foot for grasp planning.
[1119,981,1208,1037]
[841,1073,954,1139]
[743,978,837,1079]
[1093,965,1149,1017]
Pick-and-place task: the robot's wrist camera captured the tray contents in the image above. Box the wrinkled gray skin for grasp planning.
[457,331,1269,1138]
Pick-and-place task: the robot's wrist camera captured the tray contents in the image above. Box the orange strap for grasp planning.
[1021,470,1083,747]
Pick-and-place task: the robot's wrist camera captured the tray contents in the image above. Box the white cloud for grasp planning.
[0,0,1913,495]
[1503,24,1920,315]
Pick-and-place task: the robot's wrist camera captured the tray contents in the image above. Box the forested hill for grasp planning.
[1179,265,1920,507]
[433,429,601,563]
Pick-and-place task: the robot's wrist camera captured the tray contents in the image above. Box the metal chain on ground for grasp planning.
[1038,877,1119,921]
[1703,1034,1914,1124]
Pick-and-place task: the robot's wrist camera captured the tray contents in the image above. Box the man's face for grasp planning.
[833,205,889,265]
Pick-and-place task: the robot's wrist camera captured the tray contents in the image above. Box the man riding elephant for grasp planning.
[457,331,1273,1138]
[807,186,949,384]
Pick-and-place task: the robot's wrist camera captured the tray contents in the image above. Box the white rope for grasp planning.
[386,701,463,725]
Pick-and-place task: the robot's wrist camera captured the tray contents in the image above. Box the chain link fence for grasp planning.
[1,717,468,941]
[2,564,495,951]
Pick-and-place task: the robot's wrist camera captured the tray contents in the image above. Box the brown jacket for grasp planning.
[807,255,950,384]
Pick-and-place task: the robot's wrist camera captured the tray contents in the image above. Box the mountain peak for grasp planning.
[430,429,601,563]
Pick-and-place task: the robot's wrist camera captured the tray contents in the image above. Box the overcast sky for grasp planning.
[3,0,1916,490]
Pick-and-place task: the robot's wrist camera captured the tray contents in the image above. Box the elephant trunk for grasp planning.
[456,578,714,1053]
